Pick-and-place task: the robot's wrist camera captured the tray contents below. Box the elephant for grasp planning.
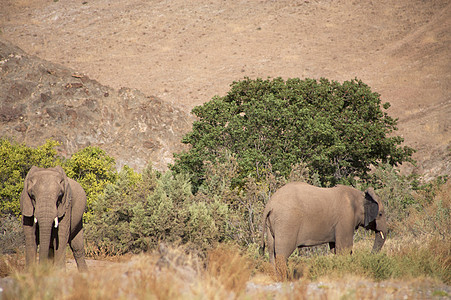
[20,166,88,271]
[260,182,387,266]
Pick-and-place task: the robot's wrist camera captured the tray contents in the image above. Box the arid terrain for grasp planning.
[0,0,450,178]
[0,1,450,298]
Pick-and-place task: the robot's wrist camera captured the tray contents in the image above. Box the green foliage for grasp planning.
[172,77,414,190]
[0,139,62,215]
[185,199,230,249]
[85,166,149,255]
[85,165,233,255]
[64,146,117,217]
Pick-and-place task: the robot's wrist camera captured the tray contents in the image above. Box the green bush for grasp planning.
[0,139,62,215]
[172,77,414,190]
[184,199,230,250]
[193,153,284,247]
[85,166,152,255]
[85,165,234,255]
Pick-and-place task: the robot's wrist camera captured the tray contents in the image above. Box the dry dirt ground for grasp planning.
[1,0,450,178]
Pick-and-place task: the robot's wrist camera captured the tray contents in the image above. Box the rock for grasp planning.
[0,39,194,171]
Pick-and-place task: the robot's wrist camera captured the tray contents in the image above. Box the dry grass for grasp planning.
[1,240,450,300]
[205,244,253,296]
[0,254,24,278]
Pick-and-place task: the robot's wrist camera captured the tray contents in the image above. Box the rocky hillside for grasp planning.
[1,0,450,178]
[0,39,193,171]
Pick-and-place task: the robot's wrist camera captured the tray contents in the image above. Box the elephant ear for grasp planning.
[20,166,39,217]
[55,166,71,218]
[364,187,379,227]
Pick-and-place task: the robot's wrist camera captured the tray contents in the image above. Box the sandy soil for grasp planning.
[1,0,450,175]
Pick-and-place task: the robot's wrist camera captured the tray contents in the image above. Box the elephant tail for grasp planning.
[259,207,272,256]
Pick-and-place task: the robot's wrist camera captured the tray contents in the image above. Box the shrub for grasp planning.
[64,146,117,217]
[184,199,230,250]
[366,163,418,227]
[403,180,450,238]
[85,165,234,255]
[85,166,153,255]
[193,153,289,247]
[131,171,189,250]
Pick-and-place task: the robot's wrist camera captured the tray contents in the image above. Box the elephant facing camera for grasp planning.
[20,166,88,271]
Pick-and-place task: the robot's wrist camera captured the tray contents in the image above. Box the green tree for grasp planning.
[172,77,415,189]
[0,139,62,215]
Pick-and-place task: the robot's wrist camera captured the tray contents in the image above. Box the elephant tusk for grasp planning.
[34,217,37,224]
[54,217,58,228]
[380,231,385,240]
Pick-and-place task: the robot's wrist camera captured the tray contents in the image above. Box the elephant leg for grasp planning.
[23,220,37,267]
[335,226,354,255]
[267,227,275,265]
[54,225,69,269]
[69,227,88,272]
[274,237,296,261]
[274,237,296,280]
[329,242,336,254]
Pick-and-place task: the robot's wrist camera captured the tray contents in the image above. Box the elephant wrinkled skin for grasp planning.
[20,166,88,271]
[260,182,387,266]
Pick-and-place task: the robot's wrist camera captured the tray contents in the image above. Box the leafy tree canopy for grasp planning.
[172,77,415,190]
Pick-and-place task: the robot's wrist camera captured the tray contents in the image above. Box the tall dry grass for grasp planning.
[1,240,449,300]
[205,244,253,296]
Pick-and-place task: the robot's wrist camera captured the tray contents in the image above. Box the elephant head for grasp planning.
[20,166,71,265]
[364,187,387,252]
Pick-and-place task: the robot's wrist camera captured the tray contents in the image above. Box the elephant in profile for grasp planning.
[260,182,387,266]
[20,166,88,271]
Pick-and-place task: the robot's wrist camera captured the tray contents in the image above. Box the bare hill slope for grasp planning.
[0,39,193,171]
[1,0,449,177]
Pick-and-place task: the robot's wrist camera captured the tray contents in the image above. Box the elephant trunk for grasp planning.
[371,231,386,253]
[36,203,58,265]
[38,217,53,264]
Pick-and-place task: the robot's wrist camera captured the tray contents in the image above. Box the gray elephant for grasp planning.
[260,182,387,265]
[20,166,88,271]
